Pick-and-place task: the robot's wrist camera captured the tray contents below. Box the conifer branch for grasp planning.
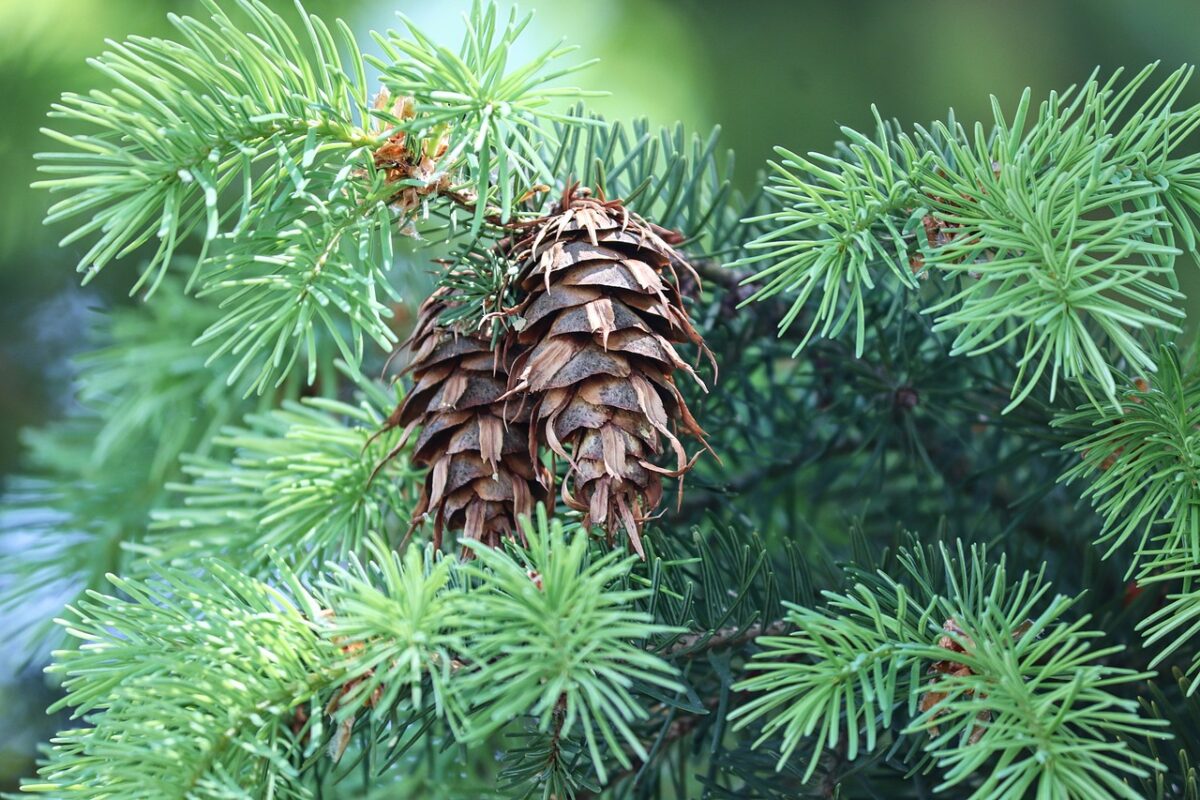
[147,373,418,575]
[1056,343,1200,689]
[23,511,677,798]
[0,286,263,651]
[739,65,1200,411]
[36,0,601,392]
[730,541,1168,799]
[36,0,380,294]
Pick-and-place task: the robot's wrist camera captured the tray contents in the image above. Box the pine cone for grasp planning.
[505,189,712,556]
[376,289,540,549]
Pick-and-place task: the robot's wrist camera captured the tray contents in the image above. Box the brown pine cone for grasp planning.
[375,289,542,549]
[504,188,713,556]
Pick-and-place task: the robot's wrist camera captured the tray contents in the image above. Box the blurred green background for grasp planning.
[1,0,1198,789]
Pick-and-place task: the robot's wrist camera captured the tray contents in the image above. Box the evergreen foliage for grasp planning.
[23,514,673,799]
[731,541,1165,799]
[7,0,1200,797]
[739,65,1200,410]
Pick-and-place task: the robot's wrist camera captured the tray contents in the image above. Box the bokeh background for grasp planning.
[2,0,1198,789]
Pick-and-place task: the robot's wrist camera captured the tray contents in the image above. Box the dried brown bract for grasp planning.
[370,88,452,214]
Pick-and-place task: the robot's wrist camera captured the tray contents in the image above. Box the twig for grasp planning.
[664,619,789,657]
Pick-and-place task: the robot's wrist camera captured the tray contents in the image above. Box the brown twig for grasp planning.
[663,619,790,657]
